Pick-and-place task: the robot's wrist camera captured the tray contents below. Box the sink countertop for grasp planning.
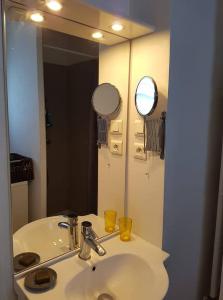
[15,234,169,300]
[13,214,118,264]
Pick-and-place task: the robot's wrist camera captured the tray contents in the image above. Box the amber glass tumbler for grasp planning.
[119,217,132,241]
[104,210,117,233]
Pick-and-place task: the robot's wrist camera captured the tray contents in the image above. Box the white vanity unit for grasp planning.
[11,181,28,233]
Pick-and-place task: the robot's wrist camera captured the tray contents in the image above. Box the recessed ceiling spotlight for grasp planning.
[92,31,103,39]
[46,0,62,11]
[111,22,123,32]
[30,12,44,23]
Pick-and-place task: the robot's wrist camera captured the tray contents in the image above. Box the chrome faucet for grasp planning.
[58,213,79,250]
[79,221,106,260]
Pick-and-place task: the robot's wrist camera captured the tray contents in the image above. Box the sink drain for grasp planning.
[97,293,114,300]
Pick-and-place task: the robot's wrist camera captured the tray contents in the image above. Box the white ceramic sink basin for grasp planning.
[13,214,114,263]
[15,235,169,300]
[65,253,166,300]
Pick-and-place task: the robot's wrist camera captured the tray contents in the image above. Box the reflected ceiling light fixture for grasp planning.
[46,0,63,11]
[111,22,124,32]
[92,31,103,39]
[30,11,44,22]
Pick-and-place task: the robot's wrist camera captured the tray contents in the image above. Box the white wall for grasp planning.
[98,32,170,247]
[163,0,223,299]
[98,42,130,219]
[7,21,47,221]
[82,0,130,17]
[0,3,16,299]
[127,31,170,247]
[87,1,170,248]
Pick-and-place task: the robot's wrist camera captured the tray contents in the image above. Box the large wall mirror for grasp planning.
[4,0,133,273]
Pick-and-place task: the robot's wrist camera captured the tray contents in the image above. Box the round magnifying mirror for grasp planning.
[135,76,158,117]
[92,83,121,117]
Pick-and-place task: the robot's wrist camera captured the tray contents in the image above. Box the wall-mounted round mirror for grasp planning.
[92,83,121,117]
[135,76,158,117]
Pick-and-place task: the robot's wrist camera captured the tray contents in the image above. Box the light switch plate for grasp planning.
[134,120,144,136]
[110,120,123,135]
[110,140,123,155]
[134,143,147,160]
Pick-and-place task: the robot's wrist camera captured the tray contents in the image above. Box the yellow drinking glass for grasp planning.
[104,210,117,233]
[119,217,132,241]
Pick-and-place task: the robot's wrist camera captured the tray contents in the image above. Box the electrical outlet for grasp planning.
[111,140,123,155]
[134,143,147,160]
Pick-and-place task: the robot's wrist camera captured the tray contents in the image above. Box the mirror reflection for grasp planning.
[92,83,121,147]
[92,83,121,117]
[6,9,129,272]
[43,29,99,218]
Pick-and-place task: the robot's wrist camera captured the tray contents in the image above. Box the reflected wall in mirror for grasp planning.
[5,5,130,272]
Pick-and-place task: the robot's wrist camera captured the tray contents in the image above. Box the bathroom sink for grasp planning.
[13,214,114,263]
[65,253,166,300]
[15,235,169,300]
[13,215,69,262]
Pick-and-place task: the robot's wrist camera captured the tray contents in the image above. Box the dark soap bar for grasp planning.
[19,254,36,267]
[35,270,51,285]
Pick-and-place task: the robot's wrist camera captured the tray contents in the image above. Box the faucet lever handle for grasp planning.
[81,221,93,235]
[81,222,98,239]
[79,221,106,260]
[81,221,92,227]
[90,229,98,239]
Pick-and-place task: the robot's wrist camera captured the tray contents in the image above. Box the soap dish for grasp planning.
[24,267,57,292]
[14,252,40,272]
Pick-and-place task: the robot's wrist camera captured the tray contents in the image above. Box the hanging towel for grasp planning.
[145,111,166,159]
[145,118,160,152]
[97,116,107,147]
